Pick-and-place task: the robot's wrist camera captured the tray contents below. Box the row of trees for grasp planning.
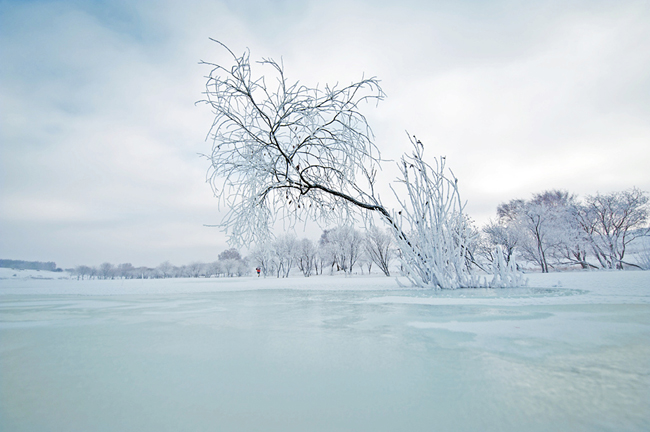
[70,249,250,280]
[250,187,649,278]
[68,225,399,280]
[250,226,396,278]
[481,188,649,272]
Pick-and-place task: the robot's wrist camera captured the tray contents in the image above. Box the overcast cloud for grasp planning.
[1,0,649,268]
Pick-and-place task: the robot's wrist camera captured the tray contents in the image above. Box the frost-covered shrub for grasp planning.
[390,138,523,289]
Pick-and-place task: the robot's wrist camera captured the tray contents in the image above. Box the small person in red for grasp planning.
[256,267,261,277]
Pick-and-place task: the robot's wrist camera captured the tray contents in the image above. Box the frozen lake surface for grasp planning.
[1,271,649,431]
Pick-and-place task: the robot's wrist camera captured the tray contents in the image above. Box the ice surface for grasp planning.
[1,271,649,431]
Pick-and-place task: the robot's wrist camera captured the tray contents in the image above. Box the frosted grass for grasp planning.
[1,271,649,431]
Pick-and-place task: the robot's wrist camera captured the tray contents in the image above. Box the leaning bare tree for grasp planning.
[200,41,387,247]
[199,42,522,288]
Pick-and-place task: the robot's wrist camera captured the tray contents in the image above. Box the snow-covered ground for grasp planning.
[1,270,648,431]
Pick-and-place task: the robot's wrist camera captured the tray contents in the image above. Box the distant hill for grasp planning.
[0,259,61,271]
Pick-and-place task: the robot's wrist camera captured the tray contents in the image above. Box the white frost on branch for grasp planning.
[200,41,385,247]
[200,42,525,289]
[389,137,523,289]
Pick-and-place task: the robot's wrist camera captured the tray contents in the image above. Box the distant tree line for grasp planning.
[250,226,396,278]
[68,227,401,280]
[0,259,61,271]
[67,228,399,281]
[70,248,250,280]
[480,187,650,272]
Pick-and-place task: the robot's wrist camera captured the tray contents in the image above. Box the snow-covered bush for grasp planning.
[389,138,522,289]
[489,246,527,288]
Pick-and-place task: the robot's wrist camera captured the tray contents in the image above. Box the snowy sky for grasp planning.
[1,0,649,268]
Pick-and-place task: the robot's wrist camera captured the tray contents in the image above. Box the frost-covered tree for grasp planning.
[156,261,174,278]
[364,226,394,276]
[296,238,317,277]
[205,261,222,277]
[99,262,115,280]
[482,219,520,265]
[73,265,93,280]
[357,252,373,275]
[339,226,364,274]
[201,42,386,247]
[318,230,339,274]
[495,191,574,273]
[218,248,242,261]
[272,234,299,277]
[517,203,555,272]
[135,266,154,279]
[581,188,649,269]
[638,236,650,270]
[200,43,522,288]
[217,248,248,276]
[114,263,136,279]
[250,243,277,277]
[314,238,331,275]
[557,203,595,269]
[319,227,364,275]
[185,261,205,278]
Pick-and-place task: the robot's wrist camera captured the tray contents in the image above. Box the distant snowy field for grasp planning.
[1,270,649,431]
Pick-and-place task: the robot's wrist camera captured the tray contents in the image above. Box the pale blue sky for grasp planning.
[1,0,649,268]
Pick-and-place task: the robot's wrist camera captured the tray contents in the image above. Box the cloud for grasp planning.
[1,0,649,267]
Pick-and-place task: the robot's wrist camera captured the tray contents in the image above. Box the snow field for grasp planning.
[0,270,648,431]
